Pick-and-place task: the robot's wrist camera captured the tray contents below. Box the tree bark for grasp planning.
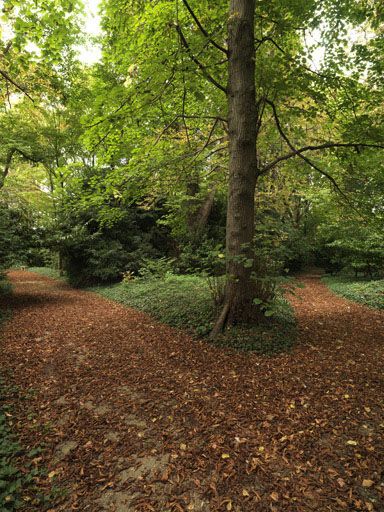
[211,0,260,335]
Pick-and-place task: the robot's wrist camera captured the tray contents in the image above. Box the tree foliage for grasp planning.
[0,0,383,329]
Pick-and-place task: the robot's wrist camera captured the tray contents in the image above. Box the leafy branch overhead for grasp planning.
[0,0,383,327]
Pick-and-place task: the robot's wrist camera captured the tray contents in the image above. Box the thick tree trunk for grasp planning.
[211,0,260,336]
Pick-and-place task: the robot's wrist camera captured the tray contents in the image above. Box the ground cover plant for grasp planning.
[0,277,61,511]
[27,267,63,281]
[95,274,296,354]
[0,274,11,302]
[28,267,296,354]
[323,275,384,310]
[0,381,45,511]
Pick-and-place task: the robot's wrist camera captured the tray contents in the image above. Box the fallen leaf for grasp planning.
[335,498,348,508]
[270,492,279,502]
[161,467,171,481]
[362,479,374,488]
[221,453,230,459]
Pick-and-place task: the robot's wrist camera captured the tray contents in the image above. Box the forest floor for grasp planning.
[0,270,383,512]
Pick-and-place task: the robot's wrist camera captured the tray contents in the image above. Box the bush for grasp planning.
[62,231,132,287]
[137,257,176,280]
[176,240,225,275]
[316,224,384,278]
[54,204,172,287]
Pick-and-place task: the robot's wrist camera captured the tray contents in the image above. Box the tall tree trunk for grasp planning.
[211,0,260,335]
[196,187,216,232]
[185,175,200,234]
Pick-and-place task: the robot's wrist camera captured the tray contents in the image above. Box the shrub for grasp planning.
[137,257,176,280]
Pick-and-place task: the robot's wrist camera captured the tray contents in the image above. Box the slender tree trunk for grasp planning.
[185,175,200,234]
[0,148,16,189]
[211,0,260,335]
[196,187,216,232]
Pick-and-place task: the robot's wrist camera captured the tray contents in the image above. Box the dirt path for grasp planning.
[0,270,383,512]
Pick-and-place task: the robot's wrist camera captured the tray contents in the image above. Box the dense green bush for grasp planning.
[175,239,225,275]
[63,235,131,287]
[316,223,384,277]
[0,203,42,269]
[54,203,172,286]
[137,257,176,279]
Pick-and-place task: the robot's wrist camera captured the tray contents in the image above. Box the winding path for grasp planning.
[0,270,383,511]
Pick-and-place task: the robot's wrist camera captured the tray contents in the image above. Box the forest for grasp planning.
[0,0,383,511]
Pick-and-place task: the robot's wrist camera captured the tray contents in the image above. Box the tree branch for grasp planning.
[262,99,359,207]
[261,141,384,174]
[86,98,131,128]
[0,148,15,188]
[13,147,42,163]
[0,69,34,102]
[0,147,42,188]
[255,36,285,54]
[154,114,227,145]
[189,121,222,163]
[175,24,227,94]
[181,0,228,55]
[255,37,328,79]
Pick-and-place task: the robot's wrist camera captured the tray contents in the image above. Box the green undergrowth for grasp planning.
[27,267,64,281]
[92,274,296,355]
[27,267,296,354]
[0,277,21,511]
[322,274,384,309]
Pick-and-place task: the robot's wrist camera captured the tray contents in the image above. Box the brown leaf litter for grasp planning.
[0,270,383,511]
